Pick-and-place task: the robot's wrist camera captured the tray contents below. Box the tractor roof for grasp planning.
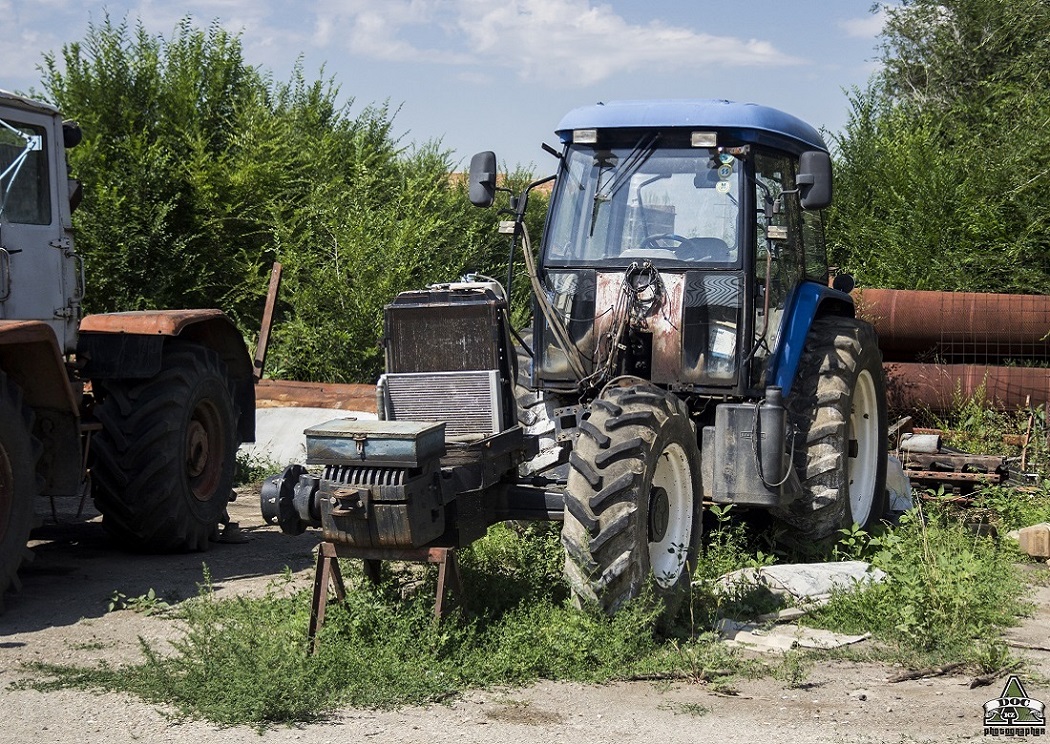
[556,99,827,155]
[0,89,60,117]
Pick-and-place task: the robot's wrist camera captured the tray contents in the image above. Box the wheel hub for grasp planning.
[186,420,209,479]
[648,486,670,543]
[185,398,225,503]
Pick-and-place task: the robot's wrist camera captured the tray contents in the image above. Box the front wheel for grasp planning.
[562,382,701,618]
[774,317,888,540]
[92,342,239,552]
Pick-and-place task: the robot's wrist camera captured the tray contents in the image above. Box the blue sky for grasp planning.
[2,1,888,170]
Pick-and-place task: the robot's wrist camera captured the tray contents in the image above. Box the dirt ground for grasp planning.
[1,490,1047,744]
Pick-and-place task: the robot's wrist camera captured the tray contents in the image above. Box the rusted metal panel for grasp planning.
[593,272,621,367]
[0,320,79,413]
[855,288,1050,361]
[255,379,377,412]
[885,362,1050,412]
[384,290,502,373]
[253,262,282,381]
[319,463,445,549]
[649,273,685,384]
[79,308,229,335]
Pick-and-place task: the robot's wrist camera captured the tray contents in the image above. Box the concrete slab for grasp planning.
[239,406,377,467]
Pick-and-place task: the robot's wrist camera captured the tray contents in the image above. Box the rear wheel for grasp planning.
[774,317,888,539]
[92,342,239,551]
[0,371,39,601]
[562,382,701,618]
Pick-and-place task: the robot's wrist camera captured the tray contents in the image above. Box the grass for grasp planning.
[804,500,1029,671]
[16,526,745,726]
[14,394,1050,727]
[234,450,283,487]
[16,490,1047,727]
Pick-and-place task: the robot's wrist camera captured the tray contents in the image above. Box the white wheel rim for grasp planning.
[649,442,693,588]
[849,369,879,526]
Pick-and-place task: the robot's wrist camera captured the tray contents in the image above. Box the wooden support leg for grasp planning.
[432,547,462,621]
[308,543,347,655]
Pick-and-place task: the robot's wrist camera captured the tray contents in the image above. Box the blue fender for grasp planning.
[766,281,854,396]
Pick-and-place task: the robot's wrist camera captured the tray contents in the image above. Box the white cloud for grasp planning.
[311,0,802,86]
[839,7,888,39]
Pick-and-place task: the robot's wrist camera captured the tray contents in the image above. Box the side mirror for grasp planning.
[62,121,82,150]
[797,151,832,210]
[468,151,497,207]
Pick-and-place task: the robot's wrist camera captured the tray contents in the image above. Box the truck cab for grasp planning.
[0,90,81,353]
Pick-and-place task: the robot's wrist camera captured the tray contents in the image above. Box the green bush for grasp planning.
[40,16,544,384]
[810,502,1026,668]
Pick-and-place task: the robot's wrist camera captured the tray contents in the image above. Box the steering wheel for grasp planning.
[639,233,690,250]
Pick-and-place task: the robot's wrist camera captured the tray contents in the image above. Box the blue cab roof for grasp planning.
[555,99,827,154]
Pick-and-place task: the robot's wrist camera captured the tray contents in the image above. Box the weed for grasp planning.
[107,589,170,616]
[658,701,710,717]
[771,649,813,688]
[970,482,1050,534]
[686,506,780,631]
[18,491,1042,726]
[808,501,1026,668]
[20,527,709,726]
[234,450,282,486]
[66,640,111,651]
[920,393,1049,478]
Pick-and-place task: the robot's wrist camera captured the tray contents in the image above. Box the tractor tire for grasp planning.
[514,331,567,477]
[562,382,701,618]
[773,316,888,540]
[92,342,239,552]
[0,371,40,601]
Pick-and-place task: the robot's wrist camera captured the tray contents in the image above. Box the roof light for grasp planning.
[691,131,718,148]
[573,129,598,144]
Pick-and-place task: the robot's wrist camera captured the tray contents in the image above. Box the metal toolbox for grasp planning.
[304,418,446,468]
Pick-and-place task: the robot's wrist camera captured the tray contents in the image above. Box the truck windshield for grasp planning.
[0,117,49,225]
[544,143,741,268]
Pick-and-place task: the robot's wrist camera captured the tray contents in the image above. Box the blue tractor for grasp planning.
[264,99,888,619]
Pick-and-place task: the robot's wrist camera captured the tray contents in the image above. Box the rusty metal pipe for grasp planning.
[855,289,1050,361]
[884,362,1050,412]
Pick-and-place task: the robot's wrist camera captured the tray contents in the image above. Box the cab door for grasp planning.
[0,106,80,354]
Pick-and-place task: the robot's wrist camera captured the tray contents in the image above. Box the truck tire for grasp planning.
[0,371,39,601]
[562,382,701,618]
[92,342,239,552]
[514,331,567,477]
[774,316,888,540]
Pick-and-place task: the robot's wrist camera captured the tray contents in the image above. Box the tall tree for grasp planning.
[40,17,521,382]
[827,0,1050,294]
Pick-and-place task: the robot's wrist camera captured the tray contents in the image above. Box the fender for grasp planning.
[0,320,78,414]
[78,310,256,442]
[0,320,82,496]
[765,281,854,396]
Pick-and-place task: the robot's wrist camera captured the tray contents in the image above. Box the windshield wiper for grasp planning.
[589,133,659,236]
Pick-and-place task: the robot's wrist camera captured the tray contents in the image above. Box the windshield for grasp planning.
[0,116,49,225]
[544,143,741,267]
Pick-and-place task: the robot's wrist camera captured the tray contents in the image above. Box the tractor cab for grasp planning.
[505,100,839,399]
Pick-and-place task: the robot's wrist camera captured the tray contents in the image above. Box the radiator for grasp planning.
[382,370,506,437]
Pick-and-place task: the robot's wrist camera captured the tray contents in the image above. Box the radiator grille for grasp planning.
[384,371,504,436]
